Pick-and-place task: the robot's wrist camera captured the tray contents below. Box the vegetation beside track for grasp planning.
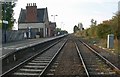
[73,12,120,54]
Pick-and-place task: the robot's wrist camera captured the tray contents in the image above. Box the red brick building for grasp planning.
[18,3,52,38]
[49,22,56,37]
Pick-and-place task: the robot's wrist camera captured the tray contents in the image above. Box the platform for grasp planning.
[1,35,67,59]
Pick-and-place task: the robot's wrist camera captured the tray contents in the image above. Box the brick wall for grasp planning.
[25,3,37,22]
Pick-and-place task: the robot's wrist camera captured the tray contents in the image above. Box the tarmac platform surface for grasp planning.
[1,35,66,59]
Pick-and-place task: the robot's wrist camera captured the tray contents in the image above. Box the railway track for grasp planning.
[1,38,67,77]
[1,35,120,77]
[45,38,86,76]
[76,39,120,77]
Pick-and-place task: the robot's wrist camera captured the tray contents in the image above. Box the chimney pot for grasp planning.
[26,3,37,22]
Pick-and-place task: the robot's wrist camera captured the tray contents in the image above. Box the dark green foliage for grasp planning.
[81,13,120,40]
[56,28,61,32]
[56,28,68,35]
[90,19,97,27]
[0,23,2,28]
[112,13,120,39]
[2,2,16,30]
[73,25,79,33]
[97,24,113,38]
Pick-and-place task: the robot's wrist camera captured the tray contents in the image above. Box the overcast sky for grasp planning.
[13,0,119,33]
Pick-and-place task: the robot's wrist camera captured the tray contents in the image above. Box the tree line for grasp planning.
[74,12,120,40]
[2,2,16,30]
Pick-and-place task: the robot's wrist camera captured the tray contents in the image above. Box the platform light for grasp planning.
[51,15,58,22]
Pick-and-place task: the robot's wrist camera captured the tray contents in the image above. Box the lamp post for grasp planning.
[51,15,58,22]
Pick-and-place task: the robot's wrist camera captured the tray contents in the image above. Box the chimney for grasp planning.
[25,3,37,22]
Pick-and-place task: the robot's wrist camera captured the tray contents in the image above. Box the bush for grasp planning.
[0,23,2,29]
[96,24,113,39]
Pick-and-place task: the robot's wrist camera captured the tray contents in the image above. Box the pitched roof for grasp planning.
[18,8,46,23]
[37,9,45,23]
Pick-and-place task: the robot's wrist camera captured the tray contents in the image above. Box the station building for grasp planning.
[18,3,52,38]
[48,22,56,37]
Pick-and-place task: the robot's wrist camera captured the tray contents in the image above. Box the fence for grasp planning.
[2,29,25,43]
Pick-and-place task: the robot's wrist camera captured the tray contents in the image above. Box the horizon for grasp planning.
[13,0,119,33]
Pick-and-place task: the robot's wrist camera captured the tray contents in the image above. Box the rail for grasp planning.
[79,40,120,75]
[1,39,62,77]
[75,42,90,77]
